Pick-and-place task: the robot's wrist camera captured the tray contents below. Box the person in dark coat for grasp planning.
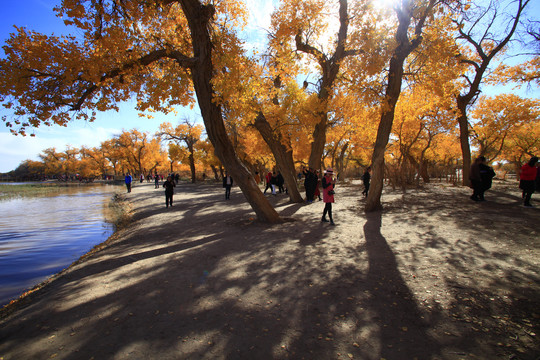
[270,171,278,195]
[303,167,318,203]
[276,171,285,194]
[469,156,495,201]
[362,166,371,197]
[163,175,176,207]
[223,172,233,200]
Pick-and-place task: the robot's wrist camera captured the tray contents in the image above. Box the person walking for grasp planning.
[223,172,233,200]
[321,168,336,225]
[264,171,272,194]
[362,166,371,197]
[276,171,285,194]
[163,175,176,207]
[270,171,278,195]
[124,173,133,193]
[519,156,538,208]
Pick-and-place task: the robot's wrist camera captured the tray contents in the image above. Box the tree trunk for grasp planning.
[365,0,434,211]
[308,114,328,171]
[181,0,281,223]
[452,0,527,186]
[188,144,196,183]
[457,98,472,186]
[299,0,350,172]
[210,165,219,180]
[336,141,349,178]
[253,112,303,203]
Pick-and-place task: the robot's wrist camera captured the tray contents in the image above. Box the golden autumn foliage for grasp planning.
[0,0,538,212]
[470,94,540,162]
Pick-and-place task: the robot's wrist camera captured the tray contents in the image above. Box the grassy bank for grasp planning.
[0,184,66,200]
[0,181,122,201]
[104,193,133,230]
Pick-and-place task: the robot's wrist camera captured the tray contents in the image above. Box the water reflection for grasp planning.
[0,185,120,306]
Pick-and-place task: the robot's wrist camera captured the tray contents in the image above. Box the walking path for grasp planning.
[1,180,539,359]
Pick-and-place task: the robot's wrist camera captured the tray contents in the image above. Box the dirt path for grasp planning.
[1,180,539,359]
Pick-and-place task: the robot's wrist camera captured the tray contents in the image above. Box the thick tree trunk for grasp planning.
[254,112,303,203]
[188,153,196,183]
[181,0,281,223]
[365,44,409,211]
[457,98,472,186]
[308,114,328,171]
[187,142,196,183]
[336,142,348,178]
[365,0,434,211]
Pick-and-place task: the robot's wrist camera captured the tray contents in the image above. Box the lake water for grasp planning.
[0,184,120,306]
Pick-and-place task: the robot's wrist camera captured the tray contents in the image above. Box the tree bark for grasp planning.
[180,0,281,223]
[365,0,435,212]
[456,98,472,186]
[187,145,196,183]
[253,112,304,203]
[308,114,328,171]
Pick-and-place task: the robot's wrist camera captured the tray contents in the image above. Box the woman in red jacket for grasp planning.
[520,156,539,207]
[321,168,336,225]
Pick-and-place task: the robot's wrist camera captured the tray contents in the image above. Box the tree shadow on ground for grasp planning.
[1,181,538,359]
[374,181,540,358]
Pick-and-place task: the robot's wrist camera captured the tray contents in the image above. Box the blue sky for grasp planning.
[0,0,276,173]
[0,0,538,173]
[0,0,197,172]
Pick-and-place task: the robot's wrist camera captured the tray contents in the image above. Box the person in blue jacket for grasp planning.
[124,173,133,193]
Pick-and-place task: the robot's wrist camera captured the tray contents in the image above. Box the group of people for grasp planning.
[126,155,540,219]
[263,171,286,195]
[470,155,540,207]
[124,172,178,208]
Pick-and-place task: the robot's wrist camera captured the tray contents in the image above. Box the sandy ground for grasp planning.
[0,179,539,360]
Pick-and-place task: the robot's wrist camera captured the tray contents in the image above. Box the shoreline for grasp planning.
[0,188,132,314]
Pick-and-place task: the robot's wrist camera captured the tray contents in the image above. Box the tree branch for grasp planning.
[72,49,196,111]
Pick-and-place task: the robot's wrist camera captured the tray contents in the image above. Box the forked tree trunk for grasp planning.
[365,0,435,212]
[299,0,352,172]
[181,0,281,223]
[253,112,303,203]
